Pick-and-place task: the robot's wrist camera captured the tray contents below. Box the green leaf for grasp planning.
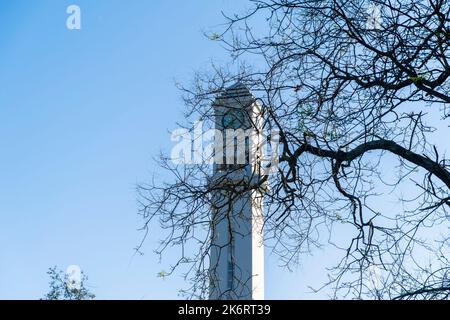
[157,270,168,279]
[209,33,221,41]
[409,76,425,83]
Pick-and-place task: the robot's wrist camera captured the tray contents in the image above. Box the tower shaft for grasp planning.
[209,83,264,300]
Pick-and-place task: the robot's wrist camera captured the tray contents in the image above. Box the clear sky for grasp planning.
[0,0,335,299]
[3,1,446,300]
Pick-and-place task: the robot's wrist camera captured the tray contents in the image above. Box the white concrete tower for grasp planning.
[209,83,265,300]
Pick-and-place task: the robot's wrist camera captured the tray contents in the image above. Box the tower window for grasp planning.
[227,261,234,290]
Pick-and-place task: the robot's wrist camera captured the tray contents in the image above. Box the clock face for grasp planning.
[222,109,246,129]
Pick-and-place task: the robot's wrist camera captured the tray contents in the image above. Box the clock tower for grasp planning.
[209,82,265,300]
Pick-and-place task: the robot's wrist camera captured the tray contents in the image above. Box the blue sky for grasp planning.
[0,0,336,299]
[4,1,445,300]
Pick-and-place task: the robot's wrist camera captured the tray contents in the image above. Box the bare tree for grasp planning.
[138,0,450,299]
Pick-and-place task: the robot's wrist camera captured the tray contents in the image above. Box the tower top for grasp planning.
[214,82,255,107]
[224,82,252,97]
